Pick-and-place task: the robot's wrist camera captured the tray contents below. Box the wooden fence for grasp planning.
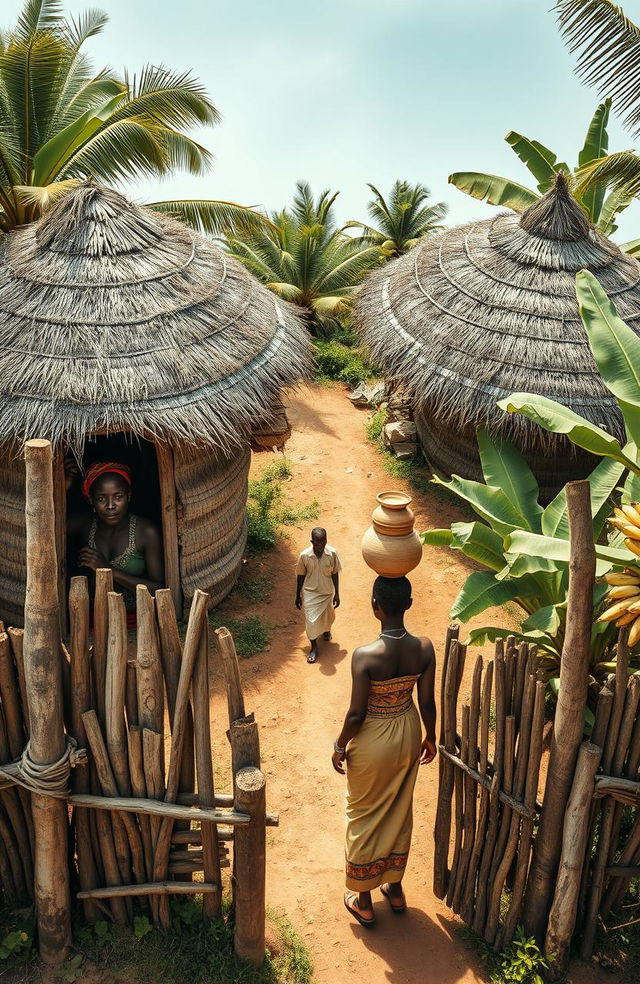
[433,629,546,949]
[0,440,273,968]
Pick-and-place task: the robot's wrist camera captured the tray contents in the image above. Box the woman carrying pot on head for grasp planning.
[67,460,164,616]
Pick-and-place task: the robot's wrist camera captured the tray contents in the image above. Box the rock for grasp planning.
[348,380,386,407]
[383,420,417,445]
[393,441,418,460]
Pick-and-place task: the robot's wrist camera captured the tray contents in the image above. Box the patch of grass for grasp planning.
[235,573,273,604]
[209,613,270,657]
[313,339,378,387]
[247,458,319,554]
[366,407,387,441]
[66,899,313,984]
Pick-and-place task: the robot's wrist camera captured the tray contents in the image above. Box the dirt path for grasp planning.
[211,383,519,984]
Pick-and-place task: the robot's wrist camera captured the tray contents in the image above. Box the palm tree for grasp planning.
[228,182,382,337]
[554,2,640,252]
[449,99,635,238]
[0,0,267,235]
[344,181,447,257]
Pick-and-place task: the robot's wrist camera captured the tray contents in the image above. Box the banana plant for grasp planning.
[449,99,634,236]
[498,269,640,661]
[421,427,623,681]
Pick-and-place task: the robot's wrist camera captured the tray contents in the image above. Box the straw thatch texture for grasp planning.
[0,456,26,625]
[355,174,640,488]
[0,182,311,454]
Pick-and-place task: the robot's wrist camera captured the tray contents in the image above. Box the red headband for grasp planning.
[81,462,132,501]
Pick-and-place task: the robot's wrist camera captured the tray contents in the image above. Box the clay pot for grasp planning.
[361,491,423,577]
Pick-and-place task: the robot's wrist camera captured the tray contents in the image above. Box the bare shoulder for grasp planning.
[418,636,436,671]
[136,516,162,547]
[352,641,380,673]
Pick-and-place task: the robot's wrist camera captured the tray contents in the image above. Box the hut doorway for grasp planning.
[65,433,183,620]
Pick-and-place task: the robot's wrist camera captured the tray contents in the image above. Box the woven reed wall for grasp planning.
[414,407,599,503]
[173,443,250,608]
[0,451,26,625]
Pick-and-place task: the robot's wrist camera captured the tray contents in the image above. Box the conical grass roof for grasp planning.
[0,182,311,453]
[355,173,640,454]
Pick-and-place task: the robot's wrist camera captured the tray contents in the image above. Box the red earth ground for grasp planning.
[207,384,612,984]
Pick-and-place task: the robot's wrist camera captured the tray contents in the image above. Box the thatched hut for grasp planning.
[0,182,310,626]
[355,173,640,496]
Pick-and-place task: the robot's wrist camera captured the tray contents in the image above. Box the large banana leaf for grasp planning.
[496,554,561,580]
[578,99,611,221]
[541,456,624,539]
[521,603,563,637]
[432,474,526,534]
[597,184,635,236]
[576,270,640,450]
[421,528,455,547]
[477,427,542,530]
[505,131,568,193]
[450,570,539,622]
[450,521,506,571]
[505,529,631,572]
[447,172,539,212]
[623,469,640,504]
[620,238,640,256]
[466,624,558,653]
[498,393,639,471]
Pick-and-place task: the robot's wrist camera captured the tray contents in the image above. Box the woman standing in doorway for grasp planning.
[67,460,164,614]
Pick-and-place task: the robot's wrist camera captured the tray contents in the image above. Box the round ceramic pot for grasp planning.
[371,490,415,536]
[361,491,423,577]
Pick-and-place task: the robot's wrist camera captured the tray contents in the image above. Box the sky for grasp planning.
[5,0,640,241]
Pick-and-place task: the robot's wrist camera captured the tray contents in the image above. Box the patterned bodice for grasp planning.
[366,674,420,718]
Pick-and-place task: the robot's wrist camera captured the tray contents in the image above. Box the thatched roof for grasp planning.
[355,173,640,453]
[0,182,311,454]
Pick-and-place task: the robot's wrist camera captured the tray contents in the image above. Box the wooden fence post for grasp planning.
[545,741,602,979]
[23,439,72,963]
[524,480,595,941]
[234,766,266,967]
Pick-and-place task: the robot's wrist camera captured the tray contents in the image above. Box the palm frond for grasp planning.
[148,199,274,238]
[112,65,220,129]
[14,0,63,39]
[65,8,109,48]
[555,0,640,134]
[574,149,640,198]
[12,177,80,209]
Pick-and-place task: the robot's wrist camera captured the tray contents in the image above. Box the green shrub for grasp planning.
[209,613,270,657]
[313,339,377,387]
[247,459,319,554]
[366,407,387,441]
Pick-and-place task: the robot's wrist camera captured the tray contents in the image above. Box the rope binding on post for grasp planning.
[0,736,87,798]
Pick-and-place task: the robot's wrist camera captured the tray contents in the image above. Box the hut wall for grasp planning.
[173,444,250,609]
[414,407,599,503]
[0,451,26,625]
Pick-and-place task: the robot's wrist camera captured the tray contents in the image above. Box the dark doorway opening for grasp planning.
[66,432,162,586]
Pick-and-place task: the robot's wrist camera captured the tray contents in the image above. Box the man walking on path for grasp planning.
[295,527,341,663]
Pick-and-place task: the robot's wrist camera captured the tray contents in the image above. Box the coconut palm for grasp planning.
[0,0,266,235]
[227,182,382,337]
[554,2,640,252]
[344,181,447,257]
[449,99,635,237]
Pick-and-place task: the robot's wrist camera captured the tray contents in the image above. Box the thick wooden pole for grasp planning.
[234,766,266,967]
[23,439,71,963]
[193,618,222,920]
[68,577,99,921]
[524,481,595,942]
[545,741,602,979]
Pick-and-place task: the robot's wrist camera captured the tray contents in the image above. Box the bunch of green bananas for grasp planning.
[600,504,640,646]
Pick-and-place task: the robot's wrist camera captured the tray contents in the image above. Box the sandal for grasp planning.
[381,883,407,913]
[307,651,317,663]
[344,892,375,927]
